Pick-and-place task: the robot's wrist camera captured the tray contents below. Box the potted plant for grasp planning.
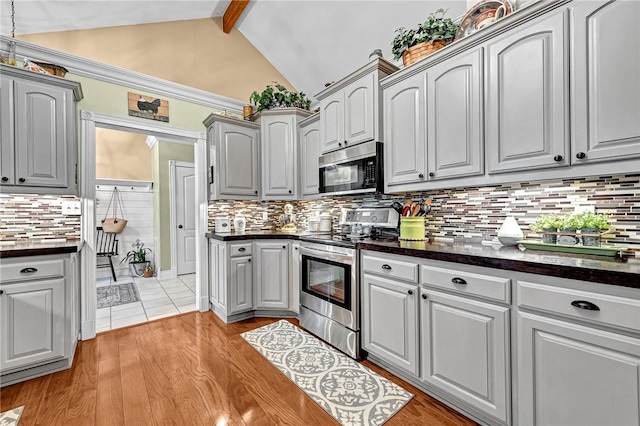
[250,82,312,113]
[576,212,614,247]
[532,214,563,244]
[557,214,581,246]
[143,264,155,278]
[391,8,458,67]
[120,239,152,277]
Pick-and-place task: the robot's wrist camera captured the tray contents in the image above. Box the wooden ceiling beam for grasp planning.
[223,0,251,34]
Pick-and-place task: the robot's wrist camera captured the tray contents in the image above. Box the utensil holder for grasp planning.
[400,217,426,240]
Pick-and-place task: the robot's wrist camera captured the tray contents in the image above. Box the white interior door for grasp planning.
[176,164,196,275]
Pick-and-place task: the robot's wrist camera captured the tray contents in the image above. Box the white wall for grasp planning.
[95,181,155,279]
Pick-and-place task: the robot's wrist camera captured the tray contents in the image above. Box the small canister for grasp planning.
[308,217,319,232]
[399,217,426,240]
[233,214,246,233]
[319,213,332,233]
[215,217,231,233]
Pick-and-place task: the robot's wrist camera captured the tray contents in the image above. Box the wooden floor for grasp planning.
[0,312,476,425]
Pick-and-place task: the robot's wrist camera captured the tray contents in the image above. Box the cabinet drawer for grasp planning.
[421,265,511,303]
[0,259,65,283]
[517,280,640,333]
[229,243,252,257]
[362,254,418,283]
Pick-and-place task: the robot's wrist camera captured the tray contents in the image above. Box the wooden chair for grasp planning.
[96,226,118,281]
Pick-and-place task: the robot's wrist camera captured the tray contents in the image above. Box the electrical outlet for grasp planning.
[574,205,595,214]
[62,200,81,216]
[262,212,268,221]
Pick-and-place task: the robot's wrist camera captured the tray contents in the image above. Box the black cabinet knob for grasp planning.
[422,294,427,300]
[282,245,286,249]
[18,177,25,183]
[381,264,392,270]
[238,247,246,252]
[418,173,424,179]
[20,267,38,274]
[429,172,435,177]
[178,225,183,229]
[338,142,343,147]
[294,247,298,250]
[1,177,7,182]
[554,155,563,162]
[571,300,600,311]
[288,190,292,194]
[576,152,586,159]
[451,277,467,285]
[255,190,258,194]
[408,289,413,295]
[344,140,348,145]
[248,259,251,263]
[0,290,4,295]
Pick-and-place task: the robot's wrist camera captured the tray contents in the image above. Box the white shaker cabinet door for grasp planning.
[299,118,320,197]
[0,278,66,371]
[362,274,419,377]
[518,312,640,426]
[228,256,253,314]
[261,114,296,198]
[254,242,289,309]
[421,289,510,423]
[319,90,344,154]
[217,122,259,198]
[0,75,15,186]
[344,72,375,145]
[383,72,427,188]
[571,0,640,164]
[427,47,484,180]
[486,10,569,173]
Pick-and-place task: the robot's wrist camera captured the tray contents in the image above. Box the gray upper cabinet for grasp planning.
[256,108,311,200]
[0,65,82,195]
[571,0,640,164]
[204,115,260,200]
[316,58,398,154]
[299,113,320,198]
[427,48,484,180]
[383,72,427,188]
[254,242,289,310]
[486,10,568,174]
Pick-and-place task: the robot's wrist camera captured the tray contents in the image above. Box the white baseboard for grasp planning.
[198,296,209,312]
[81,319,96,341]
[158,269,176,280]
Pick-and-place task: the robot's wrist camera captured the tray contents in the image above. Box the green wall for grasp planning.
[153,141,194,272]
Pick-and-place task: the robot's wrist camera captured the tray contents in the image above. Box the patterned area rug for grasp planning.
[0,406,24,425]
[97,282,140,309]
[241,320,413,426]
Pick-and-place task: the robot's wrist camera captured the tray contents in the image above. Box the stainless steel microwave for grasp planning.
[318,141,383,197]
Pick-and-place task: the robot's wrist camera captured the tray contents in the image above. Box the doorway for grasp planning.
[80,111,208,340]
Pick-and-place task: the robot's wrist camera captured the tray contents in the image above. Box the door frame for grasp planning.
[170,160,195,278]
[80,111,208,340]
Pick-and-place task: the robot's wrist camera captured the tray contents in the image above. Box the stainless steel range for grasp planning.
[299,206,399,359]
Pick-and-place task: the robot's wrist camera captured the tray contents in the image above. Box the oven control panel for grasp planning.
[340,207,399,228]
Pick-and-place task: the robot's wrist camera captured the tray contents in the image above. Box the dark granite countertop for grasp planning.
[0,240,85,258]
[358,240,640,289]
[206,230,321,241]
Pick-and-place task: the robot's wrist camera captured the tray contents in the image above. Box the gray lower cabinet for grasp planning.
[570,0,640,164]
[299,113,320,198]
[204,115,260,200]
[0,252,80,386]
[518,312,640,426]
[256,108,311,200]
[0,64,82,195]
[362,273,419,377]
[254,242,289,310]
[486,9,568,173]
[420,289,510,423]
[383,72,427,188]
[228,256,253,314]
[427,47,484,180]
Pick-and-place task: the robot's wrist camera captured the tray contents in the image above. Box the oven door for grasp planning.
[299,246,358,330]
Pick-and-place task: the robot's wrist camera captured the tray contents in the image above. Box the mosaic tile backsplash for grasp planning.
[0,194,81,241]
[1,174,638,247]
[208,174,640,247]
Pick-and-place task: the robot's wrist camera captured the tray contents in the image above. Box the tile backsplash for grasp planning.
[209,174,640,247]
[0,194,81,242]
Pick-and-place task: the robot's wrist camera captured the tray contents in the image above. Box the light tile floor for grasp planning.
[96,273,198,332]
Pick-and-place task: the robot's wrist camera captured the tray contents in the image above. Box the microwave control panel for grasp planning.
[364,160,376,184]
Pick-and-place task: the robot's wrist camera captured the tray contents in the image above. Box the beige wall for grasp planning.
[18,17,295,102]
[95,128,152,181]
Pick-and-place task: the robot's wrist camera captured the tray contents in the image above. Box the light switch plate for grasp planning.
[62,200,81,215]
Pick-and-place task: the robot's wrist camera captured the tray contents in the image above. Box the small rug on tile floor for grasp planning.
[0,406,24,425]
[97,282,140,309]
[241,320,413,426]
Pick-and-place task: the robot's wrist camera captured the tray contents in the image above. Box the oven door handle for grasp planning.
[300,247,354,264]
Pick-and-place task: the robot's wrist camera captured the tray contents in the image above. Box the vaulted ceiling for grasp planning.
[0,0,467,99]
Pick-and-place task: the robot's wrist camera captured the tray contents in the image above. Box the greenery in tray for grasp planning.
[559,214,582,230]
[391,8,459,61]
[532,214,563,231]
[575,211,614,231]
[250,82,312,112]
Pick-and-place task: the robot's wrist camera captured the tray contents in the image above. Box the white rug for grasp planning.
[0,406,24,425]
[241,320,413,426]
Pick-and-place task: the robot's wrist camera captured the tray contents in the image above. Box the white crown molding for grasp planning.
[0,36,246,114]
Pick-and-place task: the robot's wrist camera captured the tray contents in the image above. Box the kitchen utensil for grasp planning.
[410,203,421,217]
[402,205,411,216]
[392,201,403,215]
[420,201,432,216]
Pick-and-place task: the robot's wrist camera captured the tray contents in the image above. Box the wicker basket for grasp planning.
[32,61,68,77]
[402,40,446,67]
